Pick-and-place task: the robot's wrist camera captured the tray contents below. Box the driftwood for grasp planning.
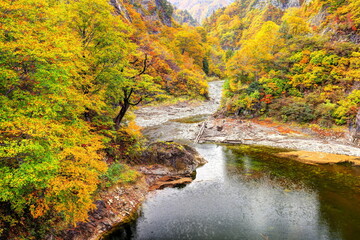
[194,121,206,143]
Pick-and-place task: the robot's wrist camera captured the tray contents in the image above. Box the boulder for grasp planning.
[149,176,193,191]
[139,141,207,176]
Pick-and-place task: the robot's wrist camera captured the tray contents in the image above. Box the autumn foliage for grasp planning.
[205,0,360,127]
[0,0,213,238]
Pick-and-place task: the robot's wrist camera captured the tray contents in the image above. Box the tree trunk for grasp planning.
[113,54,148,130]
[113,88,142,130]
[114,103,130,130]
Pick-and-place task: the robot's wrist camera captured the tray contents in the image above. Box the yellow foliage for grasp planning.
[46,137,106,225]
[227,21,283,78]
[282,8,310,35]
[123,121,143,139]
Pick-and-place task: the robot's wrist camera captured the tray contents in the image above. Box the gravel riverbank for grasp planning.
[135,80,360,163]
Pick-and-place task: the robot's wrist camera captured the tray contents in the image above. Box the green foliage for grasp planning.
[280,102,316,123]
[100,163,140,188]
[315,101,337,127]
[159,0,174,17]
[202,57,210,75]
[333,90,360,124]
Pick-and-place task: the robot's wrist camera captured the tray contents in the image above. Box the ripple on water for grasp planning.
[106,144,360,240]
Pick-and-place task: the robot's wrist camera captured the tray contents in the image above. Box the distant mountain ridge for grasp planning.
[173,7,199,26]
[168,0,235,23]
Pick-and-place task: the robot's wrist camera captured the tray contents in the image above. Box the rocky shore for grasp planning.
[57,142,205,240]
[197,117,360,164]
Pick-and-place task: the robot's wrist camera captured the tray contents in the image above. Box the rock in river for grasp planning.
[139,141,207,176]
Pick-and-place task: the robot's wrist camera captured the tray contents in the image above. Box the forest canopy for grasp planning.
[0,0,215,238]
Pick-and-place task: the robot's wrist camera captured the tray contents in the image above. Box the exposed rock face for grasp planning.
[148,176,193,190]
[110,0,174,27]
[57,180,149,240]
[136,142,206,192]
[253,0,301,9]
[168,0,234,23]
[173,7,199,26]
[168,0,306,23]
[110,0,132,22]
[155,0,173,26]
[128,0,173,27]
[352,108,360,145]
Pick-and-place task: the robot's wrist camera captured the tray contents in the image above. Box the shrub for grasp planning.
[314,101,337,127]
[333,90,360,124]
[100,163,140,188]
[280,101,315,123]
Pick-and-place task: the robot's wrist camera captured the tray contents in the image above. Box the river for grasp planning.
[105,81,360,240]
[134,80,223,142]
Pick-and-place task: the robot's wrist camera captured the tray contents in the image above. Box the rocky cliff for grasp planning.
[111,0,174,27]
[168,0,235,23]
[252,0,301,9]
[167,0,309,24]
[110,0,132,21]
[173,7,199,26]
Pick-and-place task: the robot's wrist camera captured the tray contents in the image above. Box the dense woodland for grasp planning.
[204,0,360,127]
[0,0,219,238]
[0,0,359,238]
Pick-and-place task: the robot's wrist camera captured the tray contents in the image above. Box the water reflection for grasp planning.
[106,144,360,240]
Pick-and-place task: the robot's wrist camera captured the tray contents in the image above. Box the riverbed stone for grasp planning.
[149,176,193,190]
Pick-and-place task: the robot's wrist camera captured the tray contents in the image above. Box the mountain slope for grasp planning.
[168,0,235,23]
[173,7,199,26]
[205,0,360,128]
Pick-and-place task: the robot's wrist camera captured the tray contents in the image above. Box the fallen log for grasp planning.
[194,121,206,143]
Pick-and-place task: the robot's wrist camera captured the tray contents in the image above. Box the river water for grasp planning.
[105,81,360,240]
[106,144,360,240]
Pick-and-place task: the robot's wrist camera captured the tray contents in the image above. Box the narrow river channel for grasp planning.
[105,81,360,240]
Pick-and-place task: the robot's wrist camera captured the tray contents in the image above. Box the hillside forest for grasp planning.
[205,0,360,127]
[0,0,359,238]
